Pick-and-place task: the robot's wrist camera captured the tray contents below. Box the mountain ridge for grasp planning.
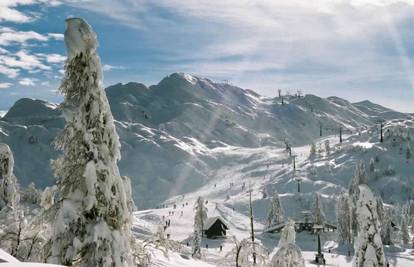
[0,73,411,208]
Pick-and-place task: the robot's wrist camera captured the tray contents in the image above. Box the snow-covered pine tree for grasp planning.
[349,162,368,235]
[400,217,410,245]
[369,158,375,173]
[266,190,284,228]
[312,193,325,225]
[194,196,208,237]
[262,186,268,199]
[270,219,305,267]
[122,175,137,213]
[278,219,296,247]
[382,213,393,246]
[309,143,317,159]
[0,143,19,209]
[40,186,56,210]
[324,140,330,155]
[20,182,41,205]
[48,18,132,266]
[353,185,385,267]
[375,195,392,245]
[337,193,353,246]
[226,236,268,267]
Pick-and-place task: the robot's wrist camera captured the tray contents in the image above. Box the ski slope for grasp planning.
[134,123,414,266]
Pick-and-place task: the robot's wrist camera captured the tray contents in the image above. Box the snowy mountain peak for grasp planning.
[3,98,60,124]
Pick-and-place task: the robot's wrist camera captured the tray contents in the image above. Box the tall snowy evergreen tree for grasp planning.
[278,220,296,247]
[193,196,208,237]
[337,193,353,246]
[48,18,132,266]
[266,190,284,228]
[270,220,305,267]
[192,196,207,259]
[324,140,330,155]
[369,158,375,173]
[353,185,385,267]
[0,143,19,209]
[400,218,410,245]
[375,195,392,245]
[312,193,325,225]
[381,210,393,246]
[349,162,368,235]
[309,143,317,159]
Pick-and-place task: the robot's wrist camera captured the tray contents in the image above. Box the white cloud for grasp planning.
[19,77,36,86]
[37,53,66,64]
[40,80,50,86]
[102,64,125,71]
[0,27,50,46]
[47,33,64,41]
[0,50,50,72]
[0,1,35,23]
[0,82,12,89]
[0,0,62,23]
[46,54,66,63]
[0,64,19,78]
[0,3,65,80]
[0,28,64,80]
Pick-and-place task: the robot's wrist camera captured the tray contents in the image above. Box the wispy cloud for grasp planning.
[0,0,62,23]
[40,53,66,64]
[0,0,37,23]
[0,50,50,72]
[0,27,63,46]
[1,0,414,112]
[0,64,19,78]
[18,77,37,86]
[68,0,413,111]
[0,82,12,89]
[102,64,125,72]
[0,1,64,85]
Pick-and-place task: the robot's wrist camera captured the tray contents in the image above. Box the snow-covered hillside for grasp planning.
[132,119,414,266]
[0,73,412,209]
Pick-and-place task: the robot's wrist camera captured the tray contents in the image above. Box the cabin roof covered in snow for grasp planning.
[204,216,228,230]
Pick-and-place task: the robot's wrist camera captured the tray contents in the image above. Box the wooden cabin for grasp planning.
[203,217,228,239]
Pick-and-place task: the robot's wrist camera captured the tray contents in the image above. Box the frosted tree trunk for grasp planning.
[192,230,201,259]
[48,18,132,266]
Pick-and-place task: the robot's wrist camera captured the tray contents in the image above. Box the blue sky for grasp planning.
[1,0,414,112]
